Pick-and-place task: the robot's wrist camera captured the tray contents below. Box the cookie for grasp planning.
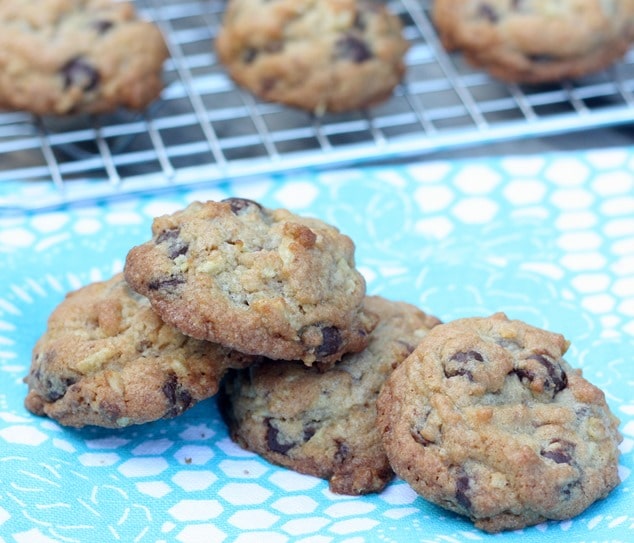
[215,0,409,114]
[432,0,634,83]
[124,198,377,367]
[219,296,441,494]
[377,313,622,533]
[24,273,255,428]
[0,0,168,115]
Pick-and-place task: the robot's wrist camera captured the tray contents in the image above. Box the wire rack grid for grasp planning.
[1,0,634,212]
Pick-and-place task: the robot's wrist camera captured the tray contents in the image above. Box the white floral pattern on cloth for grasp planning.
[1,148,633,543]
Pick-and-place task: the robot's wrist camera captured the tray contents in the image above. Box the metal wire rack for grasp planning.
[2,0,634,212]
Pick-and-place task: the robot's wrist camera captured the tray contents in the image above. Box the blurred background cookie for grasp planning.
[432,0,634,83]
[215,0,409,114]
[0,0,168,115]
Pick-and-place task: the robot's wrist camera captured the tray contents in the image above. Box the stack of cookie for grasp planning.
[24,197,623,533]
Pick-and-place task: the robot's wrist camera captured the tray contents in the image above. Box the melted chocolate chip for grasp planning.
[46,376,76,402]
[156,228,189,259]
[266,418,294,454]
[528,354,568,394]
[353,12,366,31]
[528,54,556,64]
[541,439,575,465]
[443,350,484,380]
[61,57,100,91]
[455,473,472,511]
[478,4,499,23]
[93,20,114,34]
[410,427,433,446]
[335,34,372,63]
[303,423,317,442]
[162,374,193,417]
[410,408,434,446]
[513,353,567,398]
[561,479,581,499]
[148,276,185,291]
[316,326,342,358]
[222,197,263,215]
[335,441,350,463]
[243,48,258,64]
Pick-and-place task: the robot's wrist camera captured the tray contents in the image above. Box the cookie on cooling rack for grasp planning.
[219,296,441,495]
[432,0,634,83]
[377,313,622,533]
[25,274,256,428]
[124,198,377,367]
[0,0,168,115]
[214,0,409,114]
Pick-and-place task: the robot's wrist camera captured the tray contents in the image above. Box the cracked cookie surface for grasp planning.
[0,0,168,115]
[124,198,377,366]
[377,313,622,532]
[219,296,441,495]
[433,0,634,83]
[215,0,409,114]
[25,273,254,428]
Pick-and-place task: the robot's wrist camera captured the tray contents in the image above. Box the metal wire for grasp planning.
[1,0,634,212]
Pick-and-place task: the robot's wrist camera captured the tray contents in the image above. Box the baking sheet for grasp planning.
[1,149,633,542]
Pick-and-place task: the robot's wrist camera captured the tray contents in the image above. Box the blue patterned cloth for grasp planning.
[1,148,633,543]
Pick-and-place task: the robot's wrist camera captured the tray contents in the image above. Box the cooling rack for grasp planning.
[2,0,634,212]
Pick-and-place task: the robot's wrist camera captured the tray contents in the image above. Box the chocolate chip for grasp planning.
[266,418,294,454]
[478,4,499,22]
[541,439,575,465]
[410,408,434,446]
[410,427,433,446]
[335,34,372,63]
[303,423,317,442]
[562,479,581,499]
[316,326,342,358]
[242,41,283,64]
[93,20,114,34]
[443,350,484,380]
[528,54,556,64]
[353,12,366,31]
[162,374,193,417]
[222,198,263,215]
[335,441,350,463]
[243,48,258,64]
[61,57,100,91]
[528,354,568,394]
[513,353,567,398]
[148,276,185,291]
[45,376,76,402]
[455,473,472,511]
[156,228,189,259]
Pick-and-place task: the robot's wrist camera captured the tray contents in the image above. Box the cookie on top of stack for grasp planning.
[23,198,622,533]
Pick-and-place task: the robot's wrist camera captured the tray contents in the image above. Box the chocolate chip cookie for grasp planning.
[377,313,622,532]
[215,0,409,114]
[24,274,255,428]
[219,296,441,494]
[433,0,634,83]
[0,0,168,115]
[124,198,377,367]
